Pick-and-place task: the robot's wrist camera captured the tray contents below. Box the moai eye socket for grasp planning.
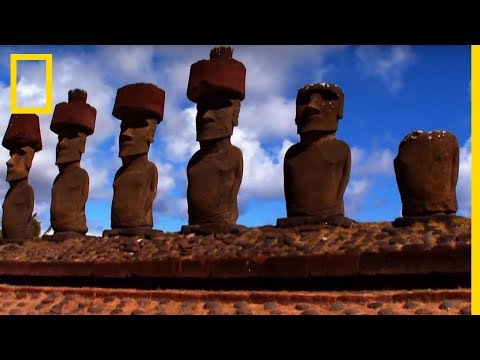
[320,89,339,101]
[10,149,20,157]
[297,89,339,105]
[296,92,310,105]
[121,118,149,131]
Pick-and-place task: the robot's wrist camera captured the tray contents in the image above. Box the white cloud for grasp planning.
[457,137,471,217]
[234,130,293,200]
[351,146,395,177]
[0,51,120,233]
[355,45,416,94]
[233,45,348,99]
[96,45,156,79]
[154,161,176,199]
[82,155,112,200]
[160,106,199,163]
[345,179,370,216]
[16,80,46,108]
[151,160,182,216]
[238,96,297,140]
[0,45,467,236]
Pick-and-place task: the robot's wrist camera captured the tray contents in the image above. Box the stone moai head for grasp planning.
[394,130,460,217]
[50,89,97,165]
[295,83,344,135]
[187,46,246,142]
[112,83,165,158]
[2,114,42,182]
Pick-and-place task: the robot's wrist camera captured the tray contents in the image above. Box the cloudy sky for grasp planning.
[0,45,471,235]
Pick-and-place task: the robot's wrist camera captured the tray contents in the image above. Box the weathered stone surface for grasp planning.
[277,215,355,228]
[394,130,459,216]
[185,47,246,229]
[187,46,246,103]
[106,83,165,236]
[50,89,96,235]
[0,285,471,315]
[50,232,87,243]
[51,89,96,135]
[2,114,42,241]
[102,227,163,240]
[0,217,470,280]
[112,83,165,123]
[281,83,351,226]
[2,114,42,152]
[180,223,248,235]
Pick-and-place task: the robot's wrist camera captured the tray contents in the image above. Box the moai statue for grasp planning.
[102,83,165,239]
[180,46,247,235]
[277,83,354,228]
[49,89,96,242]
[1,114,42,243]
[394,130,459,220]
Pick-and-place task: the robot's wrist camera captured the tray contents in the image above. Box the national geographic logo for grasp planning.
[10,54,53,114]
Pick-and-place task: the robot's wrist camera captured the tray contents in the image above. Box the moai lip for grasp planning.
[105,83,165,239]
[49,89,97,238]
[278,83,353,228]
[184,46,247,234]
[1,114,42,243]
[394,130,459,220]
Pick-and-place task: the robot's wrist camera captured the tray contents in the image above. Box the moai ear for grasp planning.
[337,90,344,120]
[79,132,87,153]
[232,99,241,127]
[147,119,158,143]
[23,146,36,171]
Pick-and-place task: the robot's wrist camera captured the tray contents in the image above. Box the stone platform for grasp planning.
[0,216,470,281]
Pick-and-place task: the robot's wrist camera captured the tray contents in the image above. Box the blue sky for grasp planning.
[0,45,471,235]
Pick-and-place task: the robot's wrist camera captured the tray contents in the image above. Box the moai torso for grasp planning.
[49,89,97,235]
[111,159,158,228]
[394,130,459,216]
[184,47,246,228]
[1,114,42,241]
[282,82,351,220]
[50,167,89,233]
[2,181,34,239]
[109,83,165,233]
[284,137,351,217]
[187,144,243,224]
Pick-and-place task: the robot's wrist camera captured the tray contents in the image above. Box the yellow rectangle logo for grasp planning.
[472,45,478,315]
[10,53,53,114]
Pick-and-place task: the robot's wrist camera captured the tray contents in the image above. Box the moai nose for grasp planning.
[303,105,320,117]
[202,109,216,123]
[307,93,324,108]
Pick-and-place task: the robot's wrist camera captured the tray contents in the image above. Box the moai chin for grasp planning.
[394,130,459,220]
[1,114,42,243]
[49,89,96,241]
[180,46,247,235]
[277,83,354,228]
[102,83,165,239]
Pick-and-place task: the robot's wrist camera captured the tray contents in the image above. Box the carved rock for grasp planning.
[107,83,165,238]
[394,130,459,216]
[50,89,96,235]
[185,47,246,232]
[279,83,351,227]
[1,114,42,242]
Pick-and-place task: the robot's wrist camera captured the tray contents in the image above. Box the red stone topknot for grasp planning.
[210,46,233,59]
[68,89,88,103]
